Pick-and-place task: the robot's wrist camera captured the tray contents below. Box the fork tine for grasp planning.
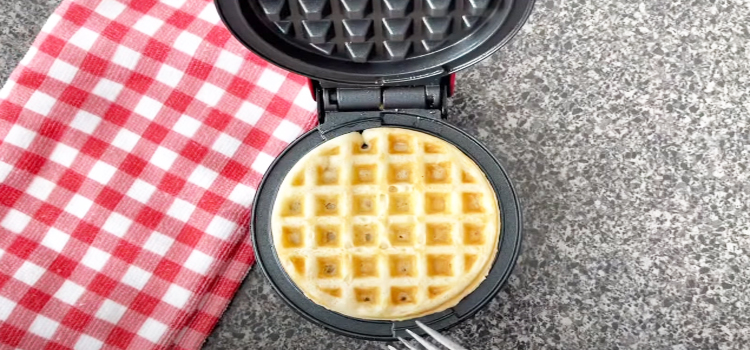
[415,321,468,350]
[397,337,420,350]
[405,329,440,350]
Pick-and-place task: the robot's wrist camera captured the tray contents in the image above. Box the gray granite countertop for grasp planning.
[3,0,750,349]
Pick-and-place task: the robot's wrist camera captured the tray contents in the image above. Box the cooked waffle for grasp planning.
[271,127,500,320]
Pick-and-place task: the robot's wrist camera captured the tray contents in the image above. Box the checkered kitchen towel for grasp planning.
[0,0,317,348]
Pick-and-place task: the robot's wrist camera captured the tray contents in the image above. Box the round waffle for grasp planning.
[270,127,501,320]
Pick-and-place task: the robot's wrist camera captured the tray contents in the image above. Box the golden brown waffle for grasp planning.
[271,128,501,320]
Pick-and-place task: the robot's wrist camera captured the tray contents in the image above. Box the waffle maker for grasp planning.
[214,0,533,340]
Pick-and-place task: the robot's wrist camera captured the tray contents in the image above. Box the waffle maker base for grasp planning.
[251,111,521,340]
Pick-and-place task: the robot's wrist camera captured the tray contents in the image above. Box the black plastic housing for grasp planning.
[214,0,535,341]
[214,0,535,85]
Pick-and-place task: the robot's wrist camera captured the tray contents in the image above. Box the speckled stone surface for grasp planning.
[3,0,750,349]
[0,0,60,75]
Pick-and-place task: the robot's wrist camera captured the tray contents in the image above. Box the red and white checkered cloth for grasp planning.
[0,0,317,348]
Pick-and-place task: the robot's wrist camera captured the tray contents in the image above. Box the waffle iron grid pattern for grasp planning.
[256,0,501,62]
[273,131,499,318]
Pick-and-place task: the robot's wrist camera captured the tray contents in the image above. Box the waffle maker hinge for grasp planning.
[310,76,453,127]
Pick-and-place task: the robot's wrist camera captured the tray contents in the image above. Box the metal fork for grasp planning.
[387,321,468,350]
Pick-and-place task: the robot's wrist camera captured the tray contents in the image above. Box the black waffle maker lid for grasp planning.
[214,0,533,341]
[215,0,534,86]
